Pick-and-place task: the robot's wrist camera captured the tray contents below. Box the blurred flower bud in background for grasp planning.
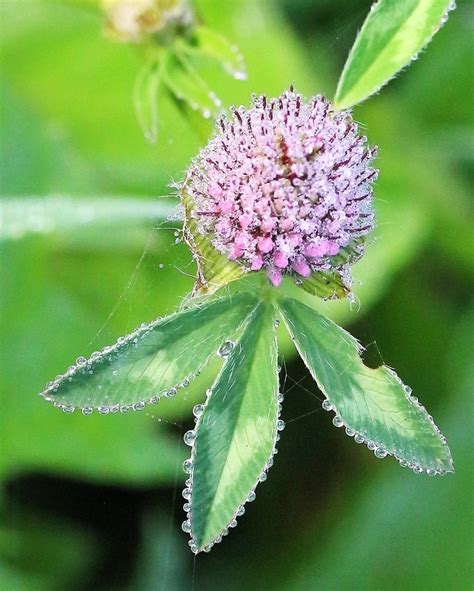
[102,0,193,43]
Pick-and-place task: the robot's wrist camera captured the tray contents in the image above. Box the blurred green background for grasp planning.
[1,1,473,589]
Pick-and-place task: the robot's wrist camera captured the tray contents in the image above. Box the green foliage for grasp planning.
[278,297,453,474]
[190,301,278,550]
[335,0,455,109]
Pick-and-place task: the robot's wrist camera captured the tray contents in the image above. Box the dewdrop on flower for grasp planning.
[180,87,378,288]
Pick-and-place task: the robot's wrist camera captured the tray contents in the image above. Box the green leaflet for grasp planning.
[161,49,221,119]
[40,293,258,413]
[278,298,453,474]
[335,0,455,110]
[133,56,162,144]
[188,300,279,551]
[181,190,246,295]
[182,26,247,80]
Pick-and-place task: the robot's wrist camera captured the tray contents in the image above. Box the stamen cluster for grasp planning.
[182,88,378,286]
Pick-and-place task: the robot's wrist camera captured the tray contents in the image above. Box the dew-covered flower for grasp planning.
[181,87,378,287]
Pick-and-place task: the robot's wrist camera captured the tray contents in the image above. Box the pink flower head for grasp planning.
[181,87,378,285]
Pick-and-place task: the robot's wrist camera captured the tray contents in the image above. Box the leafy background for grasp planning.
[1,0,473,589]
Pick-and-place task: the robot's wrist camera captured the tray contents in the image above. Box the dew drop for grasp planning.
[332,415,344,428]
[354,434,365,444]
[183,459,193,474]
[247,491,256,502]
[345,427,355,437]
[183,430,196,446]
[322,399,333,411]
[181,520,192,533]
[182,488,192,500]
[133,401,145,411]
[98,406,110,415]
[259,472,267,482]
[165,387,177,398]
[229,519,238,528]
[218,340,235,357]
[82,406,93,416]
[236,506,245,517]
[374,447,388,459]
[277,419,286,431]
[193,404,204,418]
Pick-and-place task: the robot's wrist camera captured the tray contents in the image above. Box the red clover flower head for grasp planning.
[182,87,378,287]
